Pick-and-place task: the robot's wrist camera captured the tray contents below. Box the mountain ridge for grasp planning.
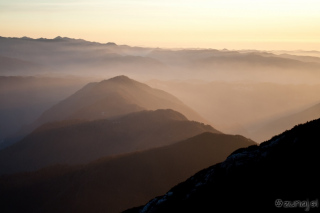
[0,109,219,174]
[126,118,320,212]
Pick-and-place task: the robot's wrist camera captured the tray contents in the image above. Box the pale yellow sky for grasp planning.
[1,0,320,50]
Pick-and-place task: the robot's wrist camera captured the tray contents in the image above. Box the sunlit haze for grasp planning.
[1,0,320,50]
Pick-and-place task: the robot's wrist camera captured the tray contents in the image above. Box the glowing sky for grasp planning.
[1,0,320,50]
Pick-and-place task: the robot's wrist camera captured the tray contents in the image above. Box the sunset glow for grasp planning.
[1,0,320,49]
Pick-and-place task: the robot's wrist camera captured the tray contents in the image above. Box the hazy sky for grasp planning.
[1,0,320,50]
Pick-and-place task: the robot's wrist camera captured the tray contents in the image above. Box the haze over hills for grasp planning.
[127,118,320,213]
[147,80,320,142]
[0,132,255,213]
[2,0,320,211]
[3,36,320,145]
[0,109,219,174]
[2,36,320,83]
[0,76,91,148]
[0,36,165,78]
[277,53,320,64]
[0,55,44,75]
[1,36,320,213]
[271,50,320,58]
[251,101,320,142]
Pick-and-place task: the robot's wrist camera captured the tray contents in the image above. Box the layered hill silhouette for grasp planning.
[0,132,255,213]
[30,75,208,129]
[127,119,320,213]
[252,101,320,142]
[279,53,320,64]
[193,52,320,71]
[147,48,320,71]
[2,36,320,82]
[8,75,209,149]
[0,109,219,174]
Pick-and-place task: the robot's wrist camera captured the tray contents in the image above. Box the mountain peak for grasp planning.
[30,75,210,133]
[54,36,71,41]
[110,75,131,81]
[21,36,32,40]
[106,42,117,46]
[102,75,136,85]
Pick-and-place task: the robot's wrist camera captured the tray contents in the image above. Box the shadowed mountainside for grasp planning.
[126,118,320,212]
[0,109,220,174]
[0,132,255,213]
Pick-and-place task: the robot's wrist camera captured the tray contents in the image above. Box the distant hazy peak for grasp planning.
[53,36,74,42]
[106,42,117,46]
[21,36,32,40]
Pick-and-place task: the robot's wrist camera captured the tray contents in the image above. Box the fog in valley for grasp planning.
[1,36,320,144]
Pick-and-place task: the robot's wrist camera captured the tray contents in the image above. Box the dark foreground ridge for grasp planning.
[125,118,320,212]
[0,132,255,213]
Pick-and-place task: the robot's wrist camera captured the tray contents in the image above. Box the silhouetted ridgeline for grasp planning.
[2,75,210,150]
[125,118,320,212]
[0,109,218,174]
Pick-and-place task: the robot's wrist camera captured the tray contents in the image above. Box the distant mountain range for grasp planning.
[1,36,320,82]
[0,36,165,78]
[126,118,320,212]
[0,132,255,213]
[194,52,320,70]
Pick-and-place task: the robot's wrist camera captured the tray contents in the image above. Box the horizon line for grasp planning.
[1,35,320,52]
